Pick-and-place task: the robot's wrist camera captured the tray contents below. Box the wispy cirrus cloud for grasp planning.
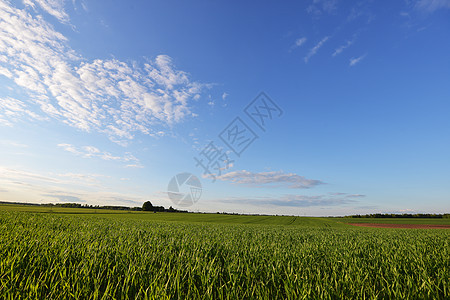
[215,170,324,189]
[349,54,367,66]
[43,194,84,202]
[217,193,362,208]
[304,36,329,63]
[0,166,109,187]
[347,194,365,198]
[293,37,307,49]
[0,140,29,148]
[328,192,365,198]
[0,1,208,143]
[332,39,354,57]
[306,0,338,16]
[39,191,143,206]
[57,173,110,184]
[23,0,70,23]
[415,0,450,13]
[0,166,60,184]
[57,143,143,167]
[0,97,46,126]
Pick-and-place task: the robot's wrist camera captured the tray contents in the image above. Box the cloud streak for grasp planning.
[23,0,70,23]
[415,0,450,12]
[43,194,84,202]
[304,36,329,63]
[0,97,46,126]
[293,37,307,49]
[216,170,324,189]
[332,39,354,57]
[349,54,367,66]
[217,193,362,208]
[306,0,338,16]
[57,143,142,167]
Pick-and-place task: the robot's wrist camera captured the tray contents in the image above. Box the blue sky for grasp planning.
[0,0,449,216]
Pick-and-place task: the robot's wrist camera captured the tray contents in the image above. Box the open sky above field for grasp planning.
[0,0,449,216]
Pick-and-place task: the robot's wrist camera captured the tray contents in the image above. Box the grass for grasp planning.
[0,205,448,299]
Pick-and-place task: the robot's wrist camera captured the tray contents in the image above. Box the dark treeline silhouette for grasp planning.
[346,213,449,219]
[0,201,187,213]
[141,201,187,213]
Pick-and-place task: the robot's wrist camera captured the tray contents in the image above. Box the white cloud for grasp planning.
[125,164,144,169]
[0,65,12,78]
[215,170,324,189]
[0,1,208,143]
[206,94,216,107]
[0,97,46,126]
[293,37,307,48]
[0,166,60,183]
[217,193,358,208]
[82,146,100,155]
[58,172,109,184]
[332,39,354,56]
[222,92,229,100]
[415,0,450,12]
[304,36,329,63]
[400,11,410,17]
[346,3,375,23]
[0,140,29,148]
[56,143,81,155]
[23,0,70,23]
[80,1,88,12]
[349,54,367,66]
[57,143,143,167]
[306,0,338,16]
[42,193,84,202]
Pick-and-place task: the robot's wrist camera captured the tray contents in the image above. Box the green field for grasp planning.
[0,205,448,299]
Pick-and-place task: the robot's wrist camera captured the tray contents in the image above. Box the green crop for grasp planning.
[0,211,448,299]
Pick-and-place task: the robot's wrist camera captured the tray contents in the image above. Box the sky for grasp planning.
[0,0,449,216]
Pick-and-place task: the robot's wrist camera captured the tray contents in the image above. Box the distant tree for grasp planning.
[142,201,153,211]
[153,206,164,212]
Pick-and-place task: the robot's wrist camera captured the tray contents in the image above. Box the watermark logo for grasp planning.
[167,173,202,207]
[219,117,258,157]
[194,92,283,182]
[169,92,283,207]
[244,92,283,132]
[194,141,234,183]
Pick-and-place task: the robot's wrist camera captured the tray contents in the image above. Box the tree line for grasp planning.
[346,213,449,219]
[0,201,187,213]
[141,201,187,213]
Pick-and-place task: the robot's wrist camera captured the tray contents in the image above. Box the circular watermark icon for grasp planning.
[167,173,202,207]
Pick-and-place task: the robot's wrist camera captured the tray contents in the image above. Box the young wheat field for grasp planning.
[0,207,448,299]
